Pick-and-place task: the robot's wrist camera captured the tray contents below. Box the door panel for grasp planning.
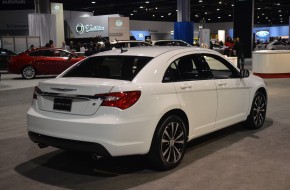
[174,80,217,137]
[215,78,250,128]
[203,54,250,128]
[164,54,217,139]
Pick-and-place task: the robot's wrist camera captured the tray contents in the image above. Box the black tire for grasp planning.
[21,66,36,79]
[246,91,267,129]
[148,115,187,170]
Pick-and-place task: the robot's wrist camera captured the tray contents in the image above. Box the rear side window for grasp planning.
[29,50,54,57]
[63,56,152,81]
[163,54,213,82]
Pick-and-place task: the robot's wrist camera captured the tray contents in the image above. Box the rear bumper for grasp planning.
[28,131,111,156]
[27,103,159,157]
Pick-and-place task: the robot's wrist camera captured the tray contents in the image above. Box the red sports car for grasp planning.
[8,48,85,79]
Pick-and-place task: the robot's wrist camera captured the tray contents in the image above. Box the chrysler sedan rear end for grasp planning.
[27,47,267,170]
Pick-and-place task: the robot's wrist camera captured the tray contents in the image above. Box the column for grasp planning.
[174,0,193,45]
[233,0,254,58]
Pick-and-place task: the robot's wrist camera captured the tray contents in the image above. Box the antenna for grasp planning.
[120,46,128,53]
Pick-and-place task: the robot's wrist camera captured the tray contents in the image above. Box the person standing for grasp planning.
[45,40,54,48]
[61,41,70,51]
[234,37,244,69]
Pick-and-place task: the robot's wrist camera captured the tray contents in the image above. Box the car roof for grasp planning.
[92,46,217,58]
[110,40,150,44]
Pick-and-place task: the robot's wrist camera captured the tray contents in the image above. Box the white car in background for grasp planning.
[152,40,192,47]
[27,47,267,170]
[265,40,290,50]
[110,40,152,49]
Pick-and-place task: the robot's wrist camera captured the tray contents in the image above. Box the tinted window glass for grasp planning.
[154,41,167,46]
[155,41,189,46]
[29,50,54,56]
[54,50,71,57]
[63,56,152,81]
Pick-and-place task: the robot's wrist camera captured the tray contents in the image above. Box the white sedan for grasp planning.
[27,47,267,170]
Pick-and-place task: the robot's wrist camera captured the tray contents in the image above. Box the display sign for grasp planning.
[108,17,130,41]
[66,14,120,38]
[131,31,150,41]
[51,3,62,14]
[2,0,26,4]
[75,23,105,34]
[256,30,270,37]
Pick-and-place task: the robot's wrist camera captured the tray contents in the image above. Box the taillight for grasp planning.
[100,91,141,110]
[33,86,42,100]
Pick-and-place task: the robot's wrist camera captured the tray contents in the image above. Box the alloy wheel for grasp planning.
[161,121,186,164]
[252,94,266,127]
[22,66,35,79]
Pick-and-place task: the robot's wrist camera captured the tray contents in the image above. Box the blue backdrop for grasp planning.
[174,22,194,45]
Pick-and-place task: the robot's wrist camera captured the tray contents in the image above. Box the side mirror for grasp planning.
[240,69,250,78]
[67,54,73,61]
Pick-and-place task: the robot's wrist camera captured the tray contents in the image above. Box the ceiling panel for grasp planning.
[0,0,289,25]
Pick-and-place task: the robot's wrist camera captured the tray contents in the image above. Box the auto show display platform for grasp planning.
[253,50,290,78]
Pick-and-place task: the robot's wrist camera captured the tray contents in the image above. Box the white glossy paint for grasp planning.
[253,50,290,73]
[27,47,267,156]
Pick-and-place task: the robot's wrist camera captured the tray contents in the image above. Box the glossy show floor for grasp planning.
[1,63,290,189]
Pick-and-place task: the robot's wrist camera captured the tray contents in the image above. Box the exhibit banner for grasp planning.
[66,14,120,38]
[199,29,210,48]
[108,17,130,41]
[218,30,225,43]
[28,13,56,46]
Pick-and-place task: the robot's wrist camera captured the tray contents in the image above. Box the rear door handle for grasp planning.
[217,81,227,86]
[180,84,192,89]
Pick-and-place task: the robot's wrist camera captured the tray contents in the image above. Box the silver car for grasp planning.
[265,40,290,50]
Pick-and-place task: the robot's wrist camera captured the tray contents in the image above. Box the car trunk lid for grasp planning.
[36,77,125,115]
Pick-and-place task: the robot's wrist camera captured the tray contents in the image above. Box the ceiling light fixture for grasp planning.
[91,1,95,3]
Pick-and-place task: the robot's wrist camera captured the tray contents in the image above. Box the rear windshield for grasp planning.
[63,56,152,81]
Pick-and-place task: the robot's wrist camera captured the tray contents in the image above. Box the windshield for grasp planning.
[63,56,152,81]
